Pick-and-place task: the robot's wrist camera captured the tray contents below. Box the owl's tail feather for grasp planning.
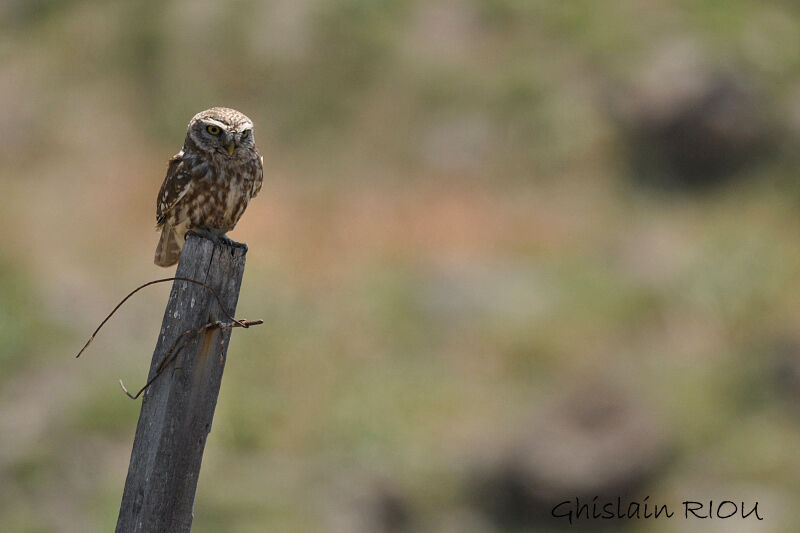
[154,225,183,267]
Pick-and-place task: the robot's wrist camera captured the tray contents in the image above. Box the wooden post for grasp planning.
[116,233,247,533]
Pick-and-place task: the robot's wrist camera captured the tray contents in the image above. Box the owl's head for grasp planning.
[185,107,257,161]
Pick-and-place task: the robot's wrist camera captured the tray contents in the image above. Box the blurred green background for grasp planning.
[3,1,800,531]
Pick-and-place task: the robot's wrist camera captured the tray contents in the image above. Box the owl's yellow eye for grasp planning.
[241,129,250,139]
[206,125,221,135]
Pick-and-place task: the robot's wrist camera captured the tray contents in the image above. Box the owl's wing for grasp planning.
[251,154,264,198]
[156,151,192,227]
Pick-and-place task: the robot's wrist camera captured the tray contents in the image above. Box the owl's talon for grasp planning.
[185,229,217,243]
[218,235,248,251]
[187,230,247,251]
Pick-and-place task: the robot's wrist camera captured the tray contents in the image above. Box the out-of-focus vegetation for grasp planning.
[2,0,800,531]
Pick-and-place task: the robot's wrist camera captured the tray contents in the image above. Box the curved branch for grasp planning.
[75,277,248,358]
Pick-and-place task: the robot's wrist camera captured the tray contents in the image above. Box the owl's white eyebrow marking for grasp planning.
[202,119,227,129]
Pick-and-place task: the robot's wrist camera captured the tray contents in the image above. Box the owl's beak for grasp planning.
[222,132,236,155]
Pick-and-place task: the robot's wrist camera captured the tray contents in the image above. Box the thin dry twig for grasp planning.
[75,277,249,359]
[119,318,263,400]
[75,276,263,400]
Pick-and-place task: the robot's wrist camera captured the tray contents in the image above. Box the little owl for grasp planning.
[154,107,263,266]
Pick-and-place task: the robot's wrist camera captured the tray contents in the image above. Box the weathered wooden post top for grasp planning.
[116,233,247,533]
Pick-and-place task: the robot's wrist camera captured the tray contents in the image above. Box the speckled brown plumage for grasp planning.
[154,107,263,266]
